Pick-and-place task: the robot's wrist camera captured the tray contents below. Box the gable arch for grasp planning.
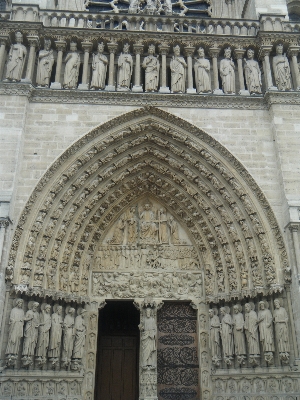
[7,106,289,304]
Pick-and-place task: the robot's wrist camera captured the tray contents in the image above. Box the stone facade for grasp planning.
[0,1,300,399]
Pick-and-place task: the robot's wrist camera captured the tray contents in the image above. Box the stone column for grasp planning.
[133,43,144,92]
[78,41,92,90]
[24,36,39,83]
[288,46,300,91]
[185,45,196,94]
[0,37,9,81]
[159,44,170,93]
[0,218,10,268]
[0,217,10,331]
[234,48,250,95]
[105,42,118,91]
[209,46,223,95]
[289,224,300,279]
[259,46,277,91]
[50,41,66,89]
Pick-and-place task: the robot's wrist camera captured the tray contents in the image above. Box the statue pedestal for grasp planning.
[159,86,170,93]
[132,85,143,92]
[50,82,62,90]
[21,78,32,84]
[105,85,116,91]
[239,89,250,96]
[186,88,197,94]
[213,89,224,95]
[267,86,278,91]
[78,83,89,91]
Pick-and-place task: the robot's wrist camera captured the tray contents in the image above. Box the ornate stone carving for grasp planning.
[142,44,160,92]
[194,47,211,94]
[220,306,233,364]
[22,301,40,367]
[208,308,221,366]
[273,298,290,364]
[273,44,292,91]
[36,39,54,88]
[5,298,24,367]
[62,306,75,368]
[243,49,262,95]
[90,42,108,90]
[35,303,52,366]
[257,300,274,364]
[232,304,246,365]
[244,302,260,364]
[4,32,27,82]
[72,307,87,365]
[63,42,80,89]
[220,47,235,94]
[170,45,187,93]
[48,304,63,367]
[117,43,133,91]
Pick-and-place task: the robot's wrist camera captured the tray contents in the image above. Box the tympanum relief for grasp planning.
[92,200,203,300]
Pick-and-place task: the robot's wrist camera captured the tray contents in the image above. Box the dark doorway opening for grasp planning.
[94,300,140,400]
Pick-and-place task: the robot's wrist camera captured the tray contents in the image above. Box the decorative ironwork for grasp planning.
[159,334,194,346]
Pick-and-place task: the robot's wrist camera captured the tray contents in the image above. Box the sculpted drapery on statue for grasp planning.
[273,43,292,91]
[244,49,262,94]
[63,42,81,89]
[220,306,234,359]
[220,47,235,94]
[258,301,275,355]
[126,206,137,243]
[36,304,52,361]
[72,308,87,359]
[90,42,108,90]
[139,202,158,242]
[244,302,260,356]
[62,307,75,367]
[142,44,160,92]
[139,307,157,367]
[5,32,27,82]
[22,302,40,364]
[170,45,187,93]
[194,47,211,94]
[208,309,221,363]
[232,304,246,358]
[117,43,133,91]
[273,299,290,356]
[36,39,54,88]
[48,304,63,359]
[5,299,24,356]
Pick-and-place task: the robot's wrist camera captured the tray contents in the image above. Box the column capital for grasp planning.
[0,217,11,229]
[0,35,10,47]
[209,46,221,58]
[27,35,40,48]
[234,48,246,60]
[55,40,67,52]
[287,45,300,58]
[184,45,195,57]
[289,223,299,233]
[107,42,118,54]
[81,41,93,53]
[133,44,144,54]
[159,43,169,55]
[258,45,272,60]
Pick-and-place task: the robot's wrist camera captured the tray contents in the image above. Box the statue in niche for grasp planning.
[168,215,180,244]
[273,299,290,357]
[62,306,75,366]
[48,304,63,360]
[117,43,133,91]
[22,301,40,363]
[142,44,160,92]
[208,309,221,363]
[219,47,235,94]
[63,42,80,89]
[36,39,54,88]
[244,302,260,356]
[126,206,137,244]
[139,307,157,367]
[36,304,52,362]
[90,42,108,90]
[257,300,275,355]
[220,306,234,359]
[272,43,292,91]
[170,45,187,93]
[5,298,24,357]
[5,32,27,82]
[139,202,158,242]
[243,49,262,94]
[194,47,211,94]
[232,304,246,358]
[159,208,169,243]
[73,308,87,359]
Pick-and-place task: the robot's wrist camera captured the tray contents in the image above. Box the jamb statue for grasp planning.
[5,298,25,367]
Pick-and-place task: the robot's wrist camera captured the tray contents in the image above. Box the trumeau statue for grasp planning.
[5,298,24,356]
[170,45,187,93]
[36,304,52,361]
[257,300,275,353]
[90,42,108,90]
[273,299,290,355]
[48,304,63,359]
[273,43,292,91]
[208,308,221,362]
[5,32,27,82]
[194,47,211,94]
[139,307,157,367]
[244,49,262,94]
[220,47,235,94]
[62,306,75,366]
[142,44,160,92]
[220,306,234,359]
[36,39,54,88]
[63,42,81,89]
[72,308,87,359]
[232,304,246,357]
[244,302,260,356]
[22,302,40,363]
[117,43,133,91]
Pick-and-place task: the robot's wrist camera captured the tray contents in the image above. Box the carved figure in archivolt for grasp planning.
[73,308,87,359]
[142,44,160,92]
[273,299,290,355]
[244,302,260,355]
[220,306,234,358]
[62,306,75,366]
[244,49,262,94]
[5,32,27,82]
[273,44,292,91]
[220,47,235,94]
[139,307,157,367]
[90,42,108,90]
[48,304,63,359]
[36,304,52,361]
[232,304,246,356]
[194,47,211,94]
[257,301,274,353]
[170,45,187,93]
[117,43,133,90]
[36,39,54,87]
[139,202,158,242]
[22,301,40,360]
[63,42,80,89]
[6,298,24,356]
[209,308,221,361]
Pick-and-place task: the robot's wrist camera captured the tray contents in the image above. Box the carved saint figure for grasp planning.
[63,42,80,89]
[273,299,290,353]
[142,44,160,92]
[220,306,234,358]
[127,207,137,244]
[244,302,260,355]
[159,208,168,243]
[48,304,63,359]
[36,304,52,359]
[257,301,274,353]
[194,47,211,93]
[220,47,235,94]
[5,32,27,82]
[109,215,125,244]
[117,43,133,90]
[170,45,187,93]
[168,216,180,244]
[140,203,158,242]
[5,298,24,356]
[208,309,221,359]
[243,49,262,94]
[36,39,54,87]
[90,42,108,90]
[73,308,87,359]
[232,304,246,356]
[273,44,292,91]
[62,307,75,364]
[139,307,157,367]
[22,302,40,358]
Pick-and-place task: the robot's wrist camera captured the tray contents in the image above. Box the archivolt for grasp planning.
[7,107,289,303]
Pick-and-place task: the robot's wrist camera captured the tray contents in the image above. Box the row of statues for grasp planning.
[5,299,87,369]
[3,33,294,93]
[209,299,290,367]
